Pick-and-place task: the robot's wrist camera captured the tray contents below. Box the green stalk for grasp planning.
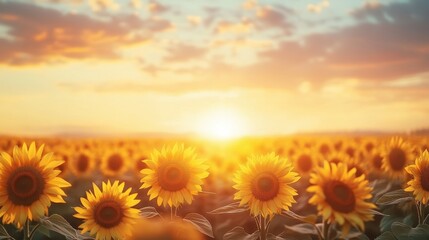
[259,216,267,240]
[23,219,30,240]
[323,220,331,240]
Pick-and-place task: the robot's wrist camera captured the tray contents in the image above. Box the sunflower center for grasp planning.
[108,154,123,172]
[365,142,375,153]
[420,166,429,191]
[7,166,45,206]
[319,144,330,156]
[323,180,355,213]
[77,154,89,172]
[94,200,123,228]
[330,158,341,165]
[388,147,406,171]
[345,147,355,158]
[297,155,312,173]
[372,154,382,170]
[251,172,279,201]
[158,164,190,192]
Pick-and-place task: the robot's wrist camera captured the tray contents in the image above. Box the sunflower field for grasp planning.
[0,135,428,240]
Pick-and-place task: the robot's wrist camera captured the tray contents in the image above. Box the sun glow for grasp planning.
[198,108,246,139]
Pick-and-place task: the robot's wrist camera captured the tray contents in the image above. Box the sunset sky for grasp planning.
[0,0,428,137]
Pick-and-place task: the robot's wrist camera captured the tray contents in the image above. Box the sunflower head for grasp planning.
[317,141,332,156]
[0,142,71,228]
[382,137,414,180]
[293,149,319,176]
[307,162,376,235]
[74,180,140,240]
[101,149,130,177]
[405,150,429,204]
[69,150,95,177]
[140,144,209,208]
[233,153,300,218]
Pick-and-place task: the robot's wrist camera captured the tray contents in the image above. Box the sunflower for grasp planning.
[0,142,71,228]
[101,149,129,177]
[308,162,376,234]
[317,141,332,157]
[382,137,414,180]
[405,150,429,204]
[140,144,209,208]
[233,153,300,218]
[69,150,95,177]
[74,180,140,240]
[293,149,319,176]
[368,149,384,175]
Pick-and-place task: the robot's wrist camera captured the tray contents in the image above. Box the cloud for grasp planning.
[307,0,330,13]
[164,43,206,63]
[215,20,254,34]
[147,0,169,14]
[85,0,429,97]
[0,2,172,65]
[89,0,120,12]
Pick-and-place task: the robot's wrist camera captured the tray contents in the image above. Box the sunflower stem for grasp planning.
[170,206,173,221]
[254,217,261,231]
[29,224,40,240]
[259,216,267,240]
[23,219,30,240]
[323,220,331,240]
[423,204,429,224]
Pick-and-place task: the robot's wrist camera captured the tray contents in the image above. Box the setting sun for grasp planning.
[198,108,246,139]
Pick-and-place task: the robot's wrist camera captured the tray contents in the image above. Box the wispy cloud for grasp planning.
[0,2,171,65]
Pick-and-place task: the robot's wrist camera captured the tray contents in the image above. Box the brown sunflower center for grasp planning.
[388,147,406,171]
[158,164,190,191]
[319,144,330,156]
[77,154,89,172]
[94,200,123,228]
[372,154,383,170]
[420,166,429,191]
[365,142,375,153]
[107,154,123,172]
[297,154,313,173]
[323,180,355,213]
[251,172,279,201]
[330,158,341,165]
[345,147,355,158]
[7,166,45,206]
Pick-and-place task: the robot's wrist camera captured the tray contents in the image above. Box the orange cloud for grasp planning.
[215,20,254,34]
[0,2,171,65]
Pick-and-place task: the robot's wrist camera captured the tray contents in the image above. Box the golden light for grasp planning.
[197,108,246,139]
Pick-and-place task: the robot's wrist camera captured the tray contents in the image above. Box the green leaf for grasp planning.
[40,214,91,240]
[183,213,214,238]
[284,223,318,235]
[223,227,259,240]
[408,224,429,239]
[208,202,248,215]
[0,225,13,240]
[375,231,397,240]
[376,189,413,206]
[391,222,412,240]
[281,210,317,224]
[139,206,160,219]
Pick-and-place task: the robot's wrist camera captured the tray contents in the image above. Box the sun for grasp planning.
[198,108,246,139]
